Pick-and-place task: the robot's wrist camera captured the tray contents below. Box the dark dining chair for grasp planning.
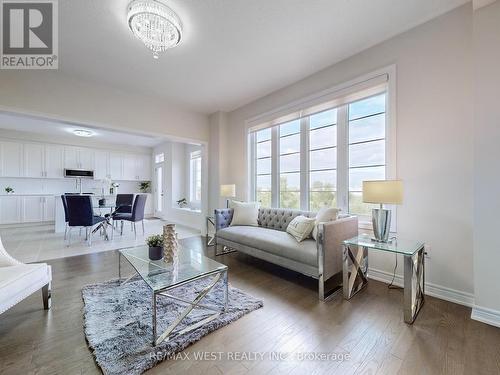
[60,195,69,240]
[112,194,147,239]
[65,195,106,246]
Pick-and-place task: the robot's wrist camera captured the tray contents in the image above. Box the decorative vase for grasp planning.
[148,246,163,261]
[98,198,106,206]
[162,224,179,263]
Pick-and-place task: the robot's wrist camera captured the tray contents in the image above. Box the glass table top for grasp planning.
[344,235,424,256]
[93,204,115,209]
[119,245,227,292]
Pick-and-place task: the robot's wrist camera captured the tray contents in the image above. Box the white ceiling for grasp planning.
[59,0,469,114]
[0,112,163,147]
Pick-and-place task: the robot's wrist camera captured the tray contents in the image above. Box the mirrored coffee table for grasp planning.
[118,245,228,345]
[343,235,425,324]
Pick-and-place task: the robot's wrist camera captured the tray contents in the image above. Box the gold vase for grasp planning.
[162,224,179,263]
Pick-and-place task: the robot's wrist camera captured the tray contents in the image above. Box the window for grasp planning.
[250,91,388,220]
[155,153,164,164]
[189,150,202,203]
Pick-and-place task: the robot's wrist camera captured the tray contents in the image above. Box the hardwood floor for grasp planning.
[0,236,499,375]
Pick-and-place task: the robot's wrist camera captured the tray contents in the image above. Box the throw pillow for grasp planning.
[312,207,340,240]
[286,215,316,242]
[229,201,260,227]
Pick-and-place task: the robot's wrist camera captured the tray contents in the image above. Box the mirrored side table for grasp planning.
[343,235,425,324]
[206,215,216,246]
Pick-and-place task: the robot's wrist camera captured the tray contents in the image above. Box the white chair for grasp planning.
[0,237,52,315]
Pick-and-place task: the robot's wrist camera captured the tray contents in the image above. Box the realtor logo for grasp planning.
[1,0,58,69]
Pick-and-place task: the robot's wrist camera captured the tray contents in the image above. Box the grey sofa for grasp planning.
[214,207,358,300]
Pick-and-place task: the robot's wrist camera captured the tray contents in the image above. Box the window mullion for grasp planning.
[300,117,309,211]
[271,126,279,208]
[337,105,349,213]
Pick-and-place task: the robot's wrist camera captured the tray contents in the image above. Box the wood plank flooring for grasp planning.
[0,236,499,375]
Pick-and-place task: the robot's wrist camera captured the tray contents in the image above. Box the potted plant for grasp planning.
[146,234,164,260]
[139,181,151,193]
[4,186,14,194]
[176,198,187,208]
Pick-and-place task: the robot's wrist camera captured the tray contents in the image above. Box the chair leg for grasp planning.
[88,227,92,246]
[64,223,68,240]
[121,221,124,235]
[142,220,145,235]
[79,227,82,237]
[131,222,133,231]
[67,228,72,247]
[111,219,114,240]
[133,222,137,239]
[42,283,51,310]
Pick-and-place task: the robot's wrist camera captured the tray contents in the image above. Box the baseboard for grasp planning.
[471,305,500,328]
[367,267,475,307]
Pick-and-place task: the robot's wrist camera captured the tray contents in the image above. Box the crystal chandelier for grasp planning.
[127,0,183,59]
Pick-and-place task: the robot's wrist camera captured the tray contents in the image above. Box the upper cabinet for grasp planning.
[0,138,152,182]
[0,141,23,177]
[44,144,64,178]
[64,146,94,170]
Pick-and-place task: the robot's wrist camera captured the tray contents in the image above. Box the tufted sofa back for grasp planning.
[258,208,315,232]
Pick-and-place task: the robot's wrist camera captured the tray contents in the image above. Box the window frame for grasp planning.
[189,150,202,204]
[248,67,397,229]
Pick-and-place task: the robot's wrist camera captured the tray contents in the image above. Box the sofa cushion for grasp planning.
[258,208,315,232]
[217,226,318,266]
[230,201,259,227]
[286,215,316,242]
[312,207,340,240]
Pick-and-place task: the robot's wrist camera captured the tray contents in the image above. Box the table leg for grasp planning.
[343,244,368,299]
[403,247,425,323]
[118,252,121,280]
[223,270,229,311]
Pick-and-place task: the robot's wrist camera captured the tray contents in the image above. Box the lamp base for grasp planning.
[372,208,391,243]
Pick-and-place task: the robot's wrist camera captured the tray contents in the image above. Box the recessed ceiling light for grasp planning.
[73,129,94,137]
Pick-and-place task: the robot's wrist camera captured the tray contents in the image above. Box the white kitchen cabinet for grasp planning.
[122,153,137,181]
[0,141,23,177]
[93,149,109,180]
[0,196,22,224]
[45,144,64,178]
[24,143,45,178]
[43,196,55,221]
[64,146,94,170]
[144,193,153,215]
[137,154,152,181]
[22,196,45,222]
[109,152,123,180]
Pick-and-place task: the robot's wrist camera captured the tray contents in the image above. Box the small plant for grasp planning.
[146,234,164,248]
[176,198,187,207]
[4,186,14,194]
[139,181,151,193]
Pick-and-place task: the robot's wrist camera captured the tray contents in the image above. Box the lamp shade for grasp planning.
[220,184,236,197]
[362,180,403,205]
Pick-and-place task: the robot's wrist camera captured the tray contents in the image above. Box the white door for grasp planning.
[154,165,163,216]
[93,149,109,180]
[0,141,23,177]
[0,196,22,224]
[78,148,94,170]
[138,154,152,180]
[122,153,137,181]
[64,146,79,169]
[45,144,64,178]
[22,196,44,223]
[24,143,45,178]
[43,196,55,221]
[109,153,123,180]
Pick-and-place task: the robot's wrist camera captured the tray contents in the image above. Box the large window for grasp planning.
[189,150,202,203]
[251,92,388,219]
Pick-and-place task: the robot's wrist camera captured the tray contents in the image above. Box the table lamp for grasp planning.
[220,184,236,208]
[362,180,403,243]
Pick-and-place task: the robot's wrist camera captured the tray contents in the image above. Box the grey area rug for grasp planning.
[82,277,263,375]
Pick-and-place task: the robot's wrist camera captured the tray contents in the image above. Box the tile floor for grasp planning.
[0,219,200,263]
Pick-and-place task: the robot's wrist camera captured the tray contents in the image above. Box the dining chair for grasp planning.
[60,195,69,240]
[108,194,134,229]
[65,195,106,246]
[112,194,147,239]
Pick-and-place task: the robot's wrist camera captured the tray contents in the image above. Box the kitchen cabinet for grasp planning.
[0,196,22,224]
[45,144,64,178]
[122,153,137,181]
[93,149,109,180]
[43,196,55,221]
[24,143,45,178]
[64,146,94,170]
[137,154,152,180]
[109,152,123,180]
[22,196,54,222]
[0,141,23,177]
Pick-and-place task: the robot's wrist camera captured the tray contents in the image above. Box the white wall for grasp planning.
[472,0,500,321]
[0,71,209,142]
[217,5,474,303]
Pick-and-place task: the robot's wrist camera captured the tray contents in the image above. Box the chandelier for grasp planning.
[127,0,183,59]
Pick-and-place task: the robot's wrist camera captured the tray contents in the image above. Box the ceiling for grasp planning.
[59,0,469,114]
[0,112,163,147]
